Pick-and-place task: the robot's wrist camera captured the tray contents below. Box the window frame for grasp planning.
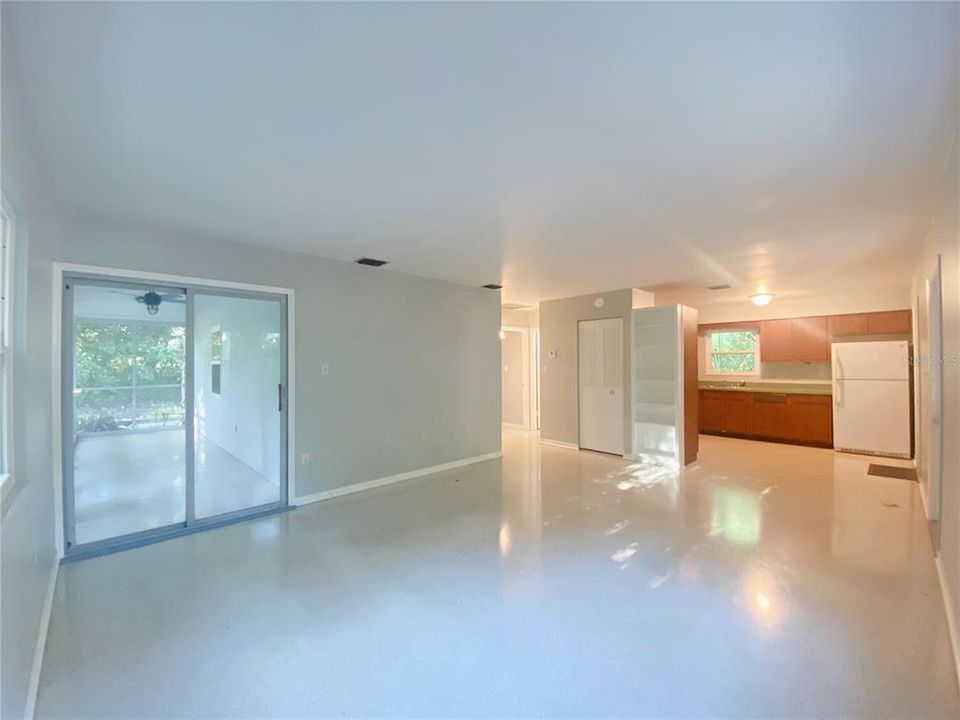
[704,328,761,377]
[0,192,17,501]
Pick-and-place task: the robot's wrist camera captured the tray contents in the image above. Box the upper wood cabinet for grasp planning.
[828,310,911,338]
[827,313,869,338]
[867,310,911,335]
[760,319,793,362]
[791,316,829,361]
[709,310,911,365]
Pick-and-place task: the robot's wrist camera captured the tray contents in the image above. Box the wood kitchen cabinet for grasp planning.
[828,313,870,338]
[867,310,911,335]
[752,393,790,439]
[828,310,911,338]
[723,392,754,435]
[786,394,833,445]
[699,391,726,434]
[791,316,829,361]
[760,319,793,362]
[699,390,833,447]
[698,390,752,435]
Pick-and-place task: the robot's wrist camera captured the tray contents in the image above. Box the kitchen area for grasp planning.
[698,310,913,457]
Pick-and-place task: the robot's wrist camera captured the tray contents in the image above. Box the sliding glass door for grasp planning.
[192,292,286,519]
[62,275,288,558]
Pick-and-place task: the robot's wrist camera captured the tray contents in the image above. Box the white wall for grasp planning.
[912,129,960,673]
[194,295,282,485]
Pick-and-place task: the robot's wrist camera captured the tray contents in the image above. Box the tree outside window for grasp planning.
[709,330,760,375]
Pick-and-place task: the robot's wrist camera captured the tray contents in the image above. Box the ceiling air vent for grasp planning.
[356,257,388,267]
[707,284,732,291]
[483,284,503,290]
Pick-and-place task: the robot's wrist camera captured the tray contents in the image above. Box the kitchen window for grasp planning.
[707,329,760,375]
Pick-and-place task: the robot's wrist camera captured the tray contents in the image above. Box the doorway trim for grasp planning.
[52,262,296,560]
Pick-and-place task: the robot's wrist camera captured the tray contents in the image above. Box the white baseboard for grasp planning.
[935,555,960,688]
[25,559,59,719]
[539,438,579,451]
[295,451,503,506]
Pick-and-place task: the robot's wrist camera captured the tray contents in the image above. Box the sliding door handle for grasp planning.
[278,383,284,412]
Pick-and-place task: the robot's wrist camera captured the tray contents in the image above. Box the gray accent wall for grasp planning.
[52,216,503,497]
[539,289,634,449]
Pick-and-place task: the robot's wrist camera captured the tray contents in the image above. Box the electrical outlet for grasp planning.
[320,364,330,376]
[301,453,311,465]
[420,433,429,444]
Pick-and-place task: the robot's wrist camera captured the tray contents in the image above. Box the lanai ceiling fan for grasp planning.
[104,288,186,316]
[136,291,185,315]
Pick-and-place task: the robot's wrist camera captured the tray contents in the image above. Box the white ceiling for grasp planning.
[4,2,958,307]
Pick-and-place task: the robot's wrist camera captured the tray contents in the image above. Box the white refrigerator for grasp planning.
[832,340,911,457]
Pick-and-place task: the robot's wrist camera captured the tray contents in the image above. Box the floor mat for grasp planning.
[867,463,918,481]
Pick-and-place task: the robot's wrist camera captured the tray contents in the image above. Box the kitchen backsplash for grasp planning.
[759,361,832,381]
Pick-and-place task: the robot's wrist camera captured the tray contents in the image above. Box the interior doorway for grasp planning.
[61,273,289,559]
[501,326,529,428]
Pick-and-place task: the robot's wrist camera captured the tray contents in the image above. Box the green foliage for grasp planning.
[74,322,185,431]
[75,322,185,389]
[710,330,758,373]
[710,331,756,352]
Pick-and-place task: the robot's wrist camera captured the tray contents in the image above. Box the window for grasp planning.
[707,329,760,375]
[210,326,223,397]
[0,197,15,493]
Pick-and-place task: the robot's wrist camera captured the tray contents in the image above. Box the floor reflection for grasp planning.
[40,428,960,719]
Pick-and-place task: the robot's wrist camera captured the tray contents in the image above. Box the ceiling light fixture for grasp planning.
[749,293,775,306]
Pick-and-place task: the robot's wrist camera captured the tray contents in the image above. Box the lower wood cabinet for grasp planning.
[786,394,833,445]
[699,390,833,447]
[752,394,790,440]
[723,392,753,435]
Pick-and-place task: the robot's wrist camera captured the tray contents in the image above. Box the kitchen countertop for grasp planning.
[699,382,833,395]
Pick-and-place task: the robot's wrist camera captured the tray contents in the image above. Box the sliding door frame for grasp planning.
[54,264,295,561]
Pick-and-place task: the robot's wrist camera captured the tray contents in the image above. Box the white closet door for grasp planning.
[579,318,623,455]
[579,320,602,452]
[601,318,624,454]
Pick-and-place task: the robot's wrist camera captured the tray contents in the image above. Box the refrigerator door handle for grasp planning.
[834,356,843,407]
